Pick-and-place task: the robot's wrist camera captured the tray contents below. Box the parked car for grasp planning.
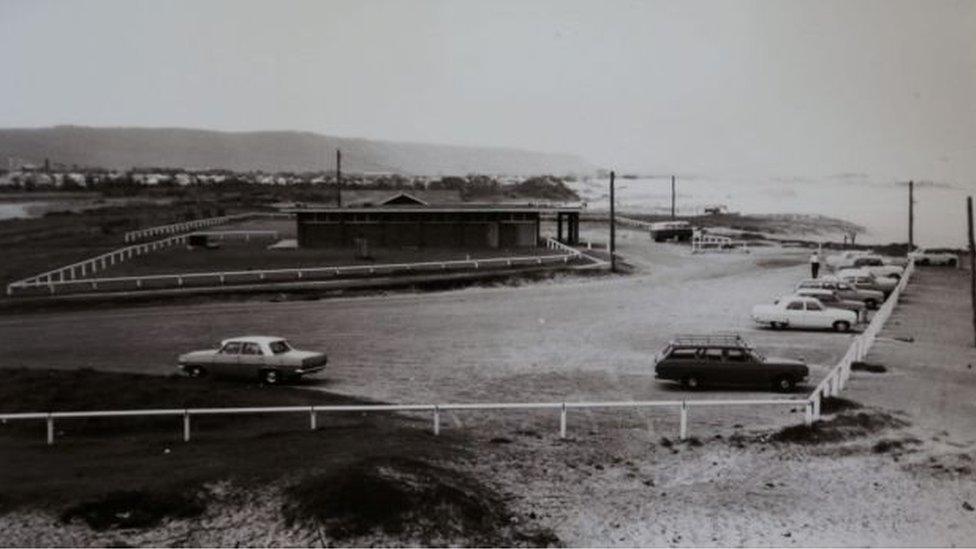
[836,255,904,279]
[796,277,884,310]
[792,288,867,322]
[908,248,959,267]
[836,268,897,296]
[751,296,858,332]
[178,336,328,384]
[653,333,808,392]
[826,250,871,269]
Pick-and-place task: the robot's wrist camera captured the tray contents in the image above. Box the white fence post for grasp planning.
[46,414,54,445]
[433,406,441,436]
[679,401,688,440]
[559,403,567,439]
[805,401,814,426]
[309,407,317,431]
[183,411,191,442]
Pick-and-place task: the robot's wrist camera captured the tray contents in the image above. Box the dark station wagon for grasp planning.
[653,334,809,392]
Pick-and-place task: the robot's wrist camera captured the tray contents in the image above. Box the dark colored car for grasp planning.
[653,334,809,392]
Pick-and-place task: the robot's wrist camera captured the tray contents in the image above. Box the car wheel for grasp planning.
[261,369,281,385]
[188,366,205,378]
[773,376,796,393]
[681,375,702,390]
[833,320,851,333]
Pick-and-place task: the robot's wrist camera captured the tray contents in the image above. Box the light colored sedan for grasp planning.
[751,296,858,332]
[908,248,959,267]
[792,288,867,322]
[837,268,898,295]
[178,336,327,384]
[796,277,884,310]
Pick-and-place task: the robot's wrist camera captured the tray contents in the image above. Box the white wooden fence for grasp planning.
[6,237,591,296]
[123,212,288,243]
[691,234,748,254]
[0,398,808,446]
[6,233,193,295]
[806,259,915,418]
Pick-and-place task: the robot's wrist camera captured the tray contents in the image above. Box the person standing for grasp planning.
[810,250,821,278]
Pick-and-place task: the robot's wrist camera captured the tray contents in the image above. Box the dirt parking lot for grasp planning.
[0,227,859,435]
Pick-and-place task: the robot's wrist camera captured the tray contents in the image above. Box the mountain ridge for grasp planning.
[0,126,595,176]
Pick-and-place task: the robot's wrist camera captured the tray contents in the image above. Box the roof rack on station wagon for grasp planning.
[668,333,752,348]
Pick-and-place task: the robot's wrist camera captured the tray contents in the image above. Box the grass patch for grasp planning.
[820,396,863,414]
[0,368,455,519]
[282,457,558,546]
[60,490,205,531]
[769,410,909,445]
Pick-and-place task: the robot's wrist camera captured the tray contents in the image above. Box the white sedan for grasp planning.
[751,296,858,332]
[178,336,328,384]
[908,248,959,267]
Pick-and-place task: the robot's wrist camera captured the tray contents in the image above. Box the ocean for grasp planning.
[570,175,973,248]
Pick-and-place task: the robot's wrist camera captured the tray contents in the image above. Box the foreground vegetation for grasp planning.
[0,368,557,546]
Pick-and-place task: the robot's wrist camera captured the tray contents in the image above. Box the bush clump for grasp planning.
[282,457,557,546]
[60,490,205,530]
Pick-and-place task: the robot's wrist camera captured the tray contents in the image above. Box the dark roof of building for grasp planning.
[339,189,462,207]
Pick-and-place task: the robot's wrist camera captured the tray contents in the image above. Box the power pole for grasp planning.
[908,180,914,251]
[968,196,975,346]
[610,171,616,273]
[335,149,343,207]
[670,175,676,219]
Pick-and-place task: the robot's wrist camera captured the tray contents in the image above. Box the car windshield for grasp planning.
[269,340,291,354]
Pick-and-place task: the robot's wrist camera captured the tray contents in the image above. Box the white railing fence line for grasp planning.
[807,259,915,419]
[616,216,655,230]
[691,233,749,254]
[189,230,280,242]
[122,212,291,243]
[0,398,809,446]
[544,237,609,268]
[6,233,192,295]
[7,252,582,296]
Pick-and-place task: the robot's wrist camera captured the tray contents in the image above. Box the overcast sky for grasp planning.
[1,0,973,181]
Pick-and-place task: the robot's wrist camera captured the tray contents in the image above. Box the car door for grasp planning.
[237,341,266,379]
[724,348,758,384]
[804,300,832,328]
[784,300,806,327]
[210,341,241,376]
[701,348,726,383]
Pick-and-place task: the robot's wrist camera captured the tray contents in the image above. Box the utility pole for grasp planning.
[670,175,676,219]
[336,149,343,207]
[610,171,616,273]
[968,196,975,346]
[908,180,914,251]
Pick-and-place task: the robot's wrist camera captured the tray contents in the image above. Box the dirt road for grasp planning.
[0,231,854,432]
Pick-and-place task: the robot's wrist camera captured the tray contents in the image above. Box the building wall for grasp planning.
[296,211,545,249]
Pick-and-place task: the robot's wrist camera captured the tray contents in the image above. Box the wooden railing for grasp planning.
[807,259,915,418]
[1,397,808,446]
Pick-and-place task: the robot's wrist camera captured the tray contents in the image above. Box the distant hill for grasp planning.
[0,126,595,176]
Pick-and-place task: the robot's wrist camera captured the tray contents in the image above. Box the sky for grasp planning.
[1,0,974,182]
